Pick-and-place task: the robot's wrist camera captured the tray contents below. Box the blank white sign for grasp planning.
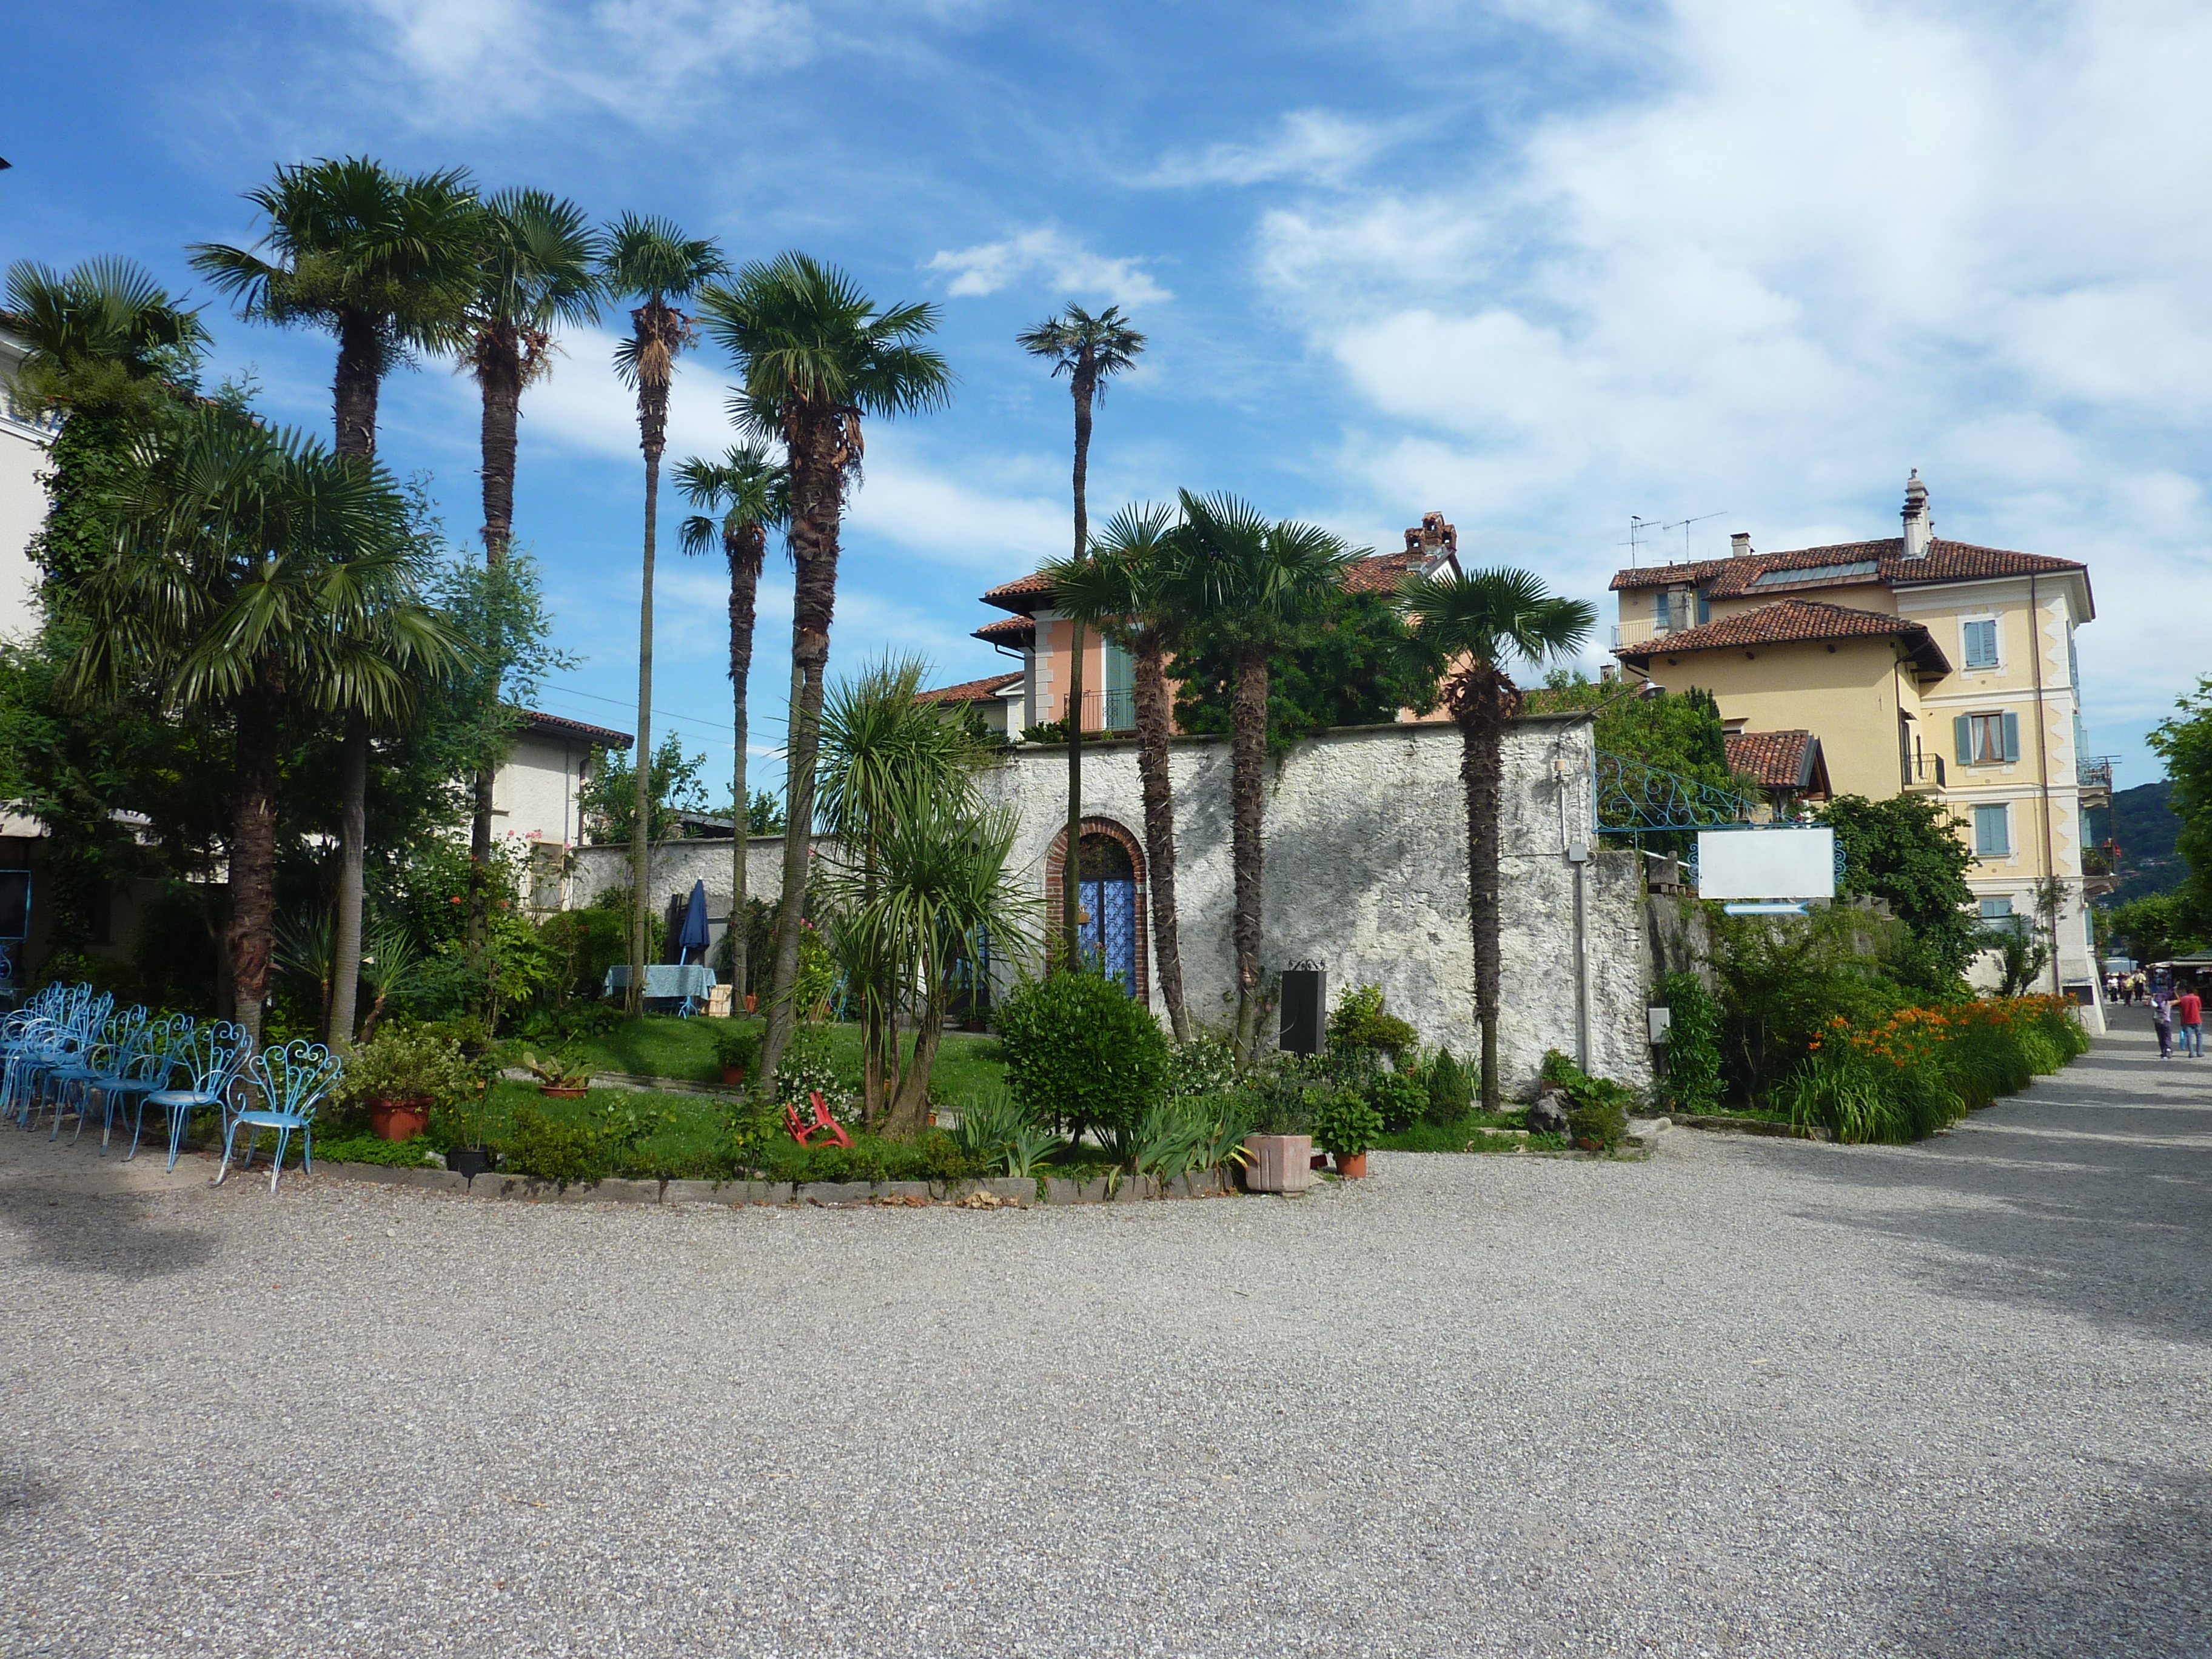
[1697,827,1836,900]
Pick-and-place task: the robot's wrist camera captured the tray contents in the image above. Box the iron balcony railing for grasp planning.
[1903,750,1945,789]
[2079,755,2114,792]
[1062,687,1137,732]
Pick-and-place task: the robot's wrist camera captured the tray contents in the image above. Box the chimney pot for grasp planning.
[1902,468,1932,558]
[1729,532,1751,557]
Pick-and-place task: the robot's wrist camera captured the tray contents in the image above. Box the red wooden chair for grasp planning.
[783,1090,852,1149]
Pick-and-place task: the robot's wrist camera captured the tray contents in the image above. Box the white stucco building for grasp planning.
[0,330,52,643]
[495,711,631,911]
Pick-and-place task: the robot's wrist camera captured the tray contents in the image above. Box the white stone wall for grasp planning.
[974,715,1652,1096]
[570,836,791,918]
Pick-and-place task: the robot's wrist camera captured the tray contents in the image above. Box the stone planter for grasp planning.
[368,1098,431,1142]
[1242,1134,1313,1193]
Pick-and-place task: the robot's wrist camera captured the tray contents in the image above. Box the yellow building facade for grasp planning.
[1612,473,2105,1010]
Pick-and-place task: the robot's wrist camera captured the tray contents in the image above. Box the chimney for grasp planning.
[1729,532,1751,558]
[1902,469,1931,559]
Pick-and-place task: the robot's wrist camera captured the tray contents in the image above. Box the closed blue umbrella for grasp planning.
[675,879,712,964]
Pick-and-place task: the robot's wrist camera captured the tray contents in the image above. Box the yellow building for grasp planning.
[1610,472,2106,1009]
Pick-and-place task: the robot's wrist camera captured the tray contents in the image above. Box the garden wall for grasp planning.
[974,714,1653,1098]
[568,835,792,925]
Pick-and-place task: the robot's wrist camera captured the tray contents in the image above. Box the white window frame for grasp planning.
[1972,802,2013,859]
[1959,612,2002,672]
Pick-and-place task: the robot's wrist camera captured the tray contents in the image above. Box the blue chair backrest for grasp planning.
[248,1040,342,1124]
[116,1012,189,1080]
[174,1020,251,1098]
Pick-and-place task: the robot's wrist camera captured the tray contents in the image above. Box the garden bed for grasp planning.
[318,1162,1235,1206]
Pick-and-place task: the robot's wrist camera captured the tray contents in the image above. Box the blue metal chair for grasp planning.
[219,1039,341,1192]
[14,991,113,1131]
[44,1005,149,1143]
[96,1014,193,1155]
[135,1020,249,1170]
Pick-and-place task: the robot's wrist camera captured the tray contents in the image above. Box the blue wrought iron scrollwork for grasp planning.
[1594,752,1753,834]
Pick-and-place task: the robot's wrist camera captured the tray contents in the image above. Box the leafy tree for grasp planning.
[1399,567,1596,1109]
[2106,890,2199,964]
[696,252,954,1087]
[678,443,788,1014]
[599,213,727,1013]
[1814,794,1978,997]
[1172,585,1440,747]
[1017,304,1146,968]
[1160,492,1362,1064]
[744,791,786,834]
[1525,671,1745,856]
[1042,501,1191,1040]
[580,733,710,847]
[2150,675,2212,938]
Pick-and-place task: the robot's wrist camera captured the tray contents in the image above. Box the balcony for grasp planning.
[1059,687,1137,734]
[2082,840,2120,896]
[1902,751,1946,795]
[2078,754,2114,805]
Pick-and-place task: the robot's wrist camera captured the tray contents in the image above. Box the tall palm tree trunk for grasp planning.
[1455,672,1513,1111]
[1131,635,1189,1042]
[328,709,368,1050]
[628,383,667,1017]
[762,432,842,1084]
[1062,618,1085,968]
[227,668,284,1046]
[726,523,765,1014]
[1229,646,1270,1064]
[469,327,524,972]
[330,324,379,1052]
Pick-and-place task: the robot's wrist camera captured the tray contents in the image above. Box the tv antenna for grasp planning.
[1661,511,1725,563]
[1621,515,1662,568]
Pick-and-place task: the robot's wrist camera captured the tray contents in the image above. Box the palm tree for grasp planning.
[600,215,728,1015]
[1041,501,1192,1040]
[677,444,790,1017]
[459,189,603,964]
[189,156,480,1047]
[1016,305,1146,966]
[2,256,209,417]
[695,253,954,1085]
[1161,491,1361,1064]
[1399,568,1595,1110]
[816,655,985,1128]
[70,409,431,1045]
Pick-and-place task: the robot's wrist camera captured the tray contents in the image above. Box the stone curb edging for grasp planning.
[320,1164,1236,1207]
[1669,1113,1833,1142]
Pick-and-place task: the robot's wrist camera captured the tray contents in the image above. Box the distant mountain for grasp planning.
[2105,780,2183,904]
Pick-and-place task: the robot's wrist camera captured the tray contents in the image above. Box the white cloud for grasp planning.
[1252,0,2212,749]
[925,225,1171,306]
[1145,110,1392,189]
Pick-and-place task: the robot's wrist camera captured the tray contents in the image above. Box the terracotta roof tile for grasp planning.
[973,615,1035,646]
[1342,549,1432,594]
[1610,537,2085,594]
[1725,729,1818,791]
[981,571,1055,612]
[517,708,632,749]
[914,671,1022,705]
[1615,598,1951,675]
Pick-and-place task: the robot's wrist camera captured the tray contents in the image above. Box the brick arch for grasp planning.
[1043,816,1149,1002]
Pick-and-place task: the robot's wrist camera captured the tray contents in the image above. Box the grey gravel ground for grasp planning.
[2,1011,2207,1658]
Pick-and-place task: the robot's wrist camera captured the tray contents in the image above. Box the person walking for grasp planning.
[2177,983,2204,1057]
[2151,985,2176,1057]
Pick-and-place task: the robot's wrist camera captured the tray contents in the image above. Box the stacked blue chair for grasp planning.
[135,1020,250,1171]
[42,1004,149,1143]
[95,1014,193,1155]
[219,1039,342,1193]
[12,990,113,1131]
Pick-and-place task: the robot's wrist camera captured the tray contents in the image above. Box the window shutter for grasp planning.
[1954,715,1972,765]
[2003,711,2021,762]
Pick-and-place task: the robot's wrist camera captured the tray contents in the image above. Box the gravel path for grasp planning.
[2,1013,2207,1657]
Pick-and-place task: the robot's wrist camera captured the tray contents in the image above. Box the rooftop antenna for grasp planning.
[1662,511,1725,563]
[1621,514,1661,568]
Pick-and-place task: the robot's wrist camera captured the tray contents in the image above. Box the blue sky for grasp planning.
[8,0,2209,797]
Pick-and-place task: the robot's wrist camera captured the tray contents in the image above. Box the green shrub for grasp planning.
[338,1025,481,1112]
[1165,1034,1238,1097]
[995,965,1169,1147]
[1128,1093,1258,1181]
[1423,1048,1470,1125]
[1539,1050,1635,1149]
[1367,1071,1425,1133]
[1712,908,1905,1106]
[776,1022,848,1111]
[1312,1089,1384,1159]
[311,1133,432,1168]
[1656,971,1724,1115]
[505,1104,609,1188]
[711,1022,762,1073]
[1327,984,1416,1054]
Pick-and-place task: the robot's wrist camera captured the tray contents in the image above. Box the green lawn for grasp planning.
[569,1015,1007,1104]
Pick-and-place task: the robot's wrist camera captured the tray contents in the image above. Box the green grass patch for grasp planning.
[569,1015,1007,1102]
[309,1133,433,1168]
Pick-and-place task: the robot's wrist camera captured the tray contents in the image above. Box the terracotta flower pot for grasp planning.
[720,1066,747,1087]
[369,1098,431,1142]
[540,1084,589,1099]
[745,994,757,1014]
[1335,1151,1370,1179]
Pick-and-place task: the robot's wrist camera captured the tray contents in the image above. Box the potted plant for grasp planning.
[1312,1089,1383,1179]
[519,1049,593,1098]
[340,1027,478,1144]
[711,1023,761,1088]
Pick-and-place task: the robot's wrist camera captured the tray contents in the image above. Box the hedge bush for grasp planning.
[995,965,1169,1145]
[1655,971,1724,1115]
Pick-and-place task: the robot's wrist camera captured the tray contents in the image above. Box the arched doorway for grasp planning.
[1044,817,1148,1000]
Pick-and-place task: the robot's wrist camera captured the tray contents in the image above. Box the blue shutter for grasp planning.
[1954,715,1972,765]
[2003,711,2020,762]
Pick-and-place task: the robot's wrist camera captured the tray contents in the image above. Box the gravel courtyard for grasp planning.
[2,1013,2206,1658]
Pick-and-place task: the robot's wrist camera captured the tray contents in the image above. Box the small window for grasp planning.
[1974,804,2011,857]
[1654,589,1671,631]
[1955,711,2019,765]
[1695,589,1711,626]
[1979,896,2023,936]
[1962,618,1999,669]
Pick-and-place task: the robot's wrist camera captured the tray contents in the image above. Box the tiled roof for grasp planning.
[518,709,633,748]
[914,671,1021,706]
[1342,548,1434,594]
[1615,599,1951,675]
[1610,537,2086,595]
[1725,729,1821,792]
[973,615,1035,646]
[981,571,1056,613]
